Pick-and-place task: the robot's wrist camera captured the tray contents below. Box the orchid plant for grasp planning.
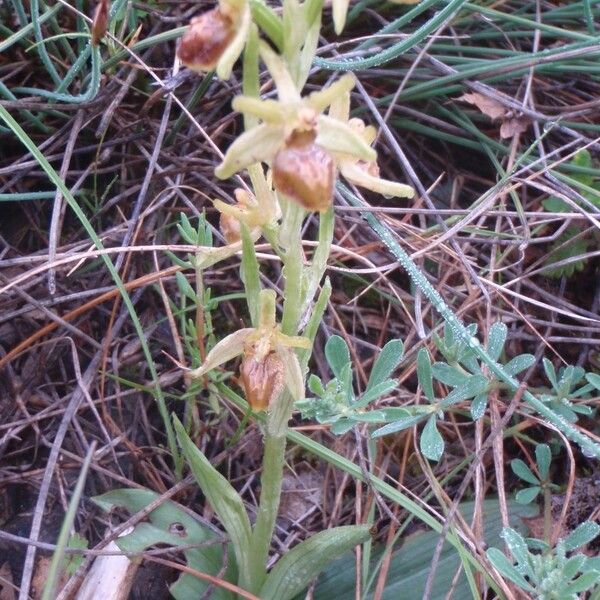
[84,1,600,598]
[161,0,415,596]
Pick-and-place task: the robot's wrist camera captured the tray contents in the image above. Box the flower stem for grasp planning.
[248,431,287,591]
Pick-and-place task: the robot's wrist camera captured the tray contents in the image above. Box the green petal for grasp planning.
[215,124,284,179]
[307,74,355,114]
[216,3,251,80]
[328,91,350,122]
[332,0,350,34]
[232,96,287,123]
[280,347,305,401]
[189,328,253,378]
[317,115,377,162]
[259,41,300,104]
[341,162,415,198]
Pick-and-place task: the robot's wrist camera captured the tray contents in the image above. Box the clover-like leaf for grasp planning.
[325,335,351,379]
[511,459,539,485]
[515,486,541,505]
[367,339,403,391]
[534,444,551,481]
[420,415,444,462]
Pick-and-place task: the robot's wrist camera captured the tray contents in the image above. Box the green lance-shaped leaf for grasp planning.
[367,339,403,391]
[504,354,536,376]
[260,525,371,600]
[501,527,530,567]
[175,272,197,303]
[563,570,600,596]
[586,372,600,391]
[371,412,428,438]
[562,554,588,580]
[173,416,254,591]
[431,362,469,387]
[470,393,488,421]
[325,335,351,379]
[417,348,434,403]
[354,379,397,409]
[440,374,489,409]
[486,548,534,593]
[420,415,444,462]
[543,357,558,388]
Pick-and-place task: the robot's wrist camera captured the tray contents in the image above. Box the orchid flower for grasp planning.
[215,43,376,212]
[177,0,251,80]
[190,290,309,411]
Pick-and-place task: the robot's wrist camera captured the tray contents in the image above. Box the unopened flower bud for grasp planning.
[219,211,241,244]
[91,0,109,46]
[272,131,335,212]
[240,351,285,411]
[177,9,236,72]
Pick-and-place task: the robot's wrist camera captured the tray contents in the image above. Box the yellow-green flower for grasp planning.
[214,166,281,242]
[329,91,415,199]
[215,43,376,212]
[177,0,250,80]
[190,290,309,411]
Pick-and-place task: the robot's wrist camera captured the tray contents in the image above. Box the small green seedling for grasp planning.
[372,322,535,461]
[296,335,404,434]
[511,443,559,505]
[539,359,595,423]
[487,523,600,600]
[541,150,600,278]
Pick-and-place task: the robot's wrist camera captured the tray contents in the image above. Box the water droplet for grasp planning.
[468,337,480,349]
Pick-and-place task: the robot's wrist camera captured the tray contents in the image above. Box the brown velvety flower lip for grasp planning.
[272,132,335,213]
[241,351,285,412]
[177,9,236,70]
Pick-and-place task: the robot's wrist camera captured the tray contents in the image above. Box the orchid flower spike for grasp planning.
[177,0,251,80]
[190,290,309,411]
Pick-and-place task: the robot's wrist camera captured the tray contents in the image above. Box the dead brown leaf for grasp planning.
[459,92,507,121]
[459,92,531,139]
[500,117,530,139]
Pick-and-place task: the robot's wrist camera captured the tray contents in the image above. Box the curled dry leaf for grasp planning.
[459,92,530,139]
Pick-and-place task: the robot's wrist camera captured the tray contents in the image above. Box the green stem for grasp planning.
[281,201,305,336]
[339,182,600,459]
[249,432,287,591]
[543,484,552,544]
